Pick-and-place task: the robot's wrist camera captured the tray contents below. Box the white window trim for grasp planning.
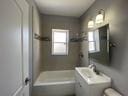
[52,29,69,55]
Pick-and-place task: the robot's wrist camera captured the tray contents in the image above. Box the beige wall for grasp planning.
[40,14,81,71]
[80,0,128,95]
[32,6,42,82]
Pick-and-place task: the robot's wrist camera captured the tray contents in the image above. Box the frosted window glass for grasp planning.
[88,32,94,41]
[52,29,69,55]
[89,42,95,51]
[53,43,67,54]
[54,32,67,42]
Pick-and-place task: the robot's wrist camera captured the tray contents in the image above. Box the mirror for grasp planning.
[88,24,109,65]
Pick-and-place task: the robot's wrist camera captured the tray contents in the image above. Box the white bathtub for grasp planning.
[33,70,75,96]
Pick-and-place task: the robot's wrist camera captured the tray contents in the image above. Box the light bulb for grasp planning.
[95,13,104,24]
[88,20,94,28]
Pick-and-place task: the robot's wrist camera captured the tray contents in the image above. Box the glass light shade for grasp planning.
[95,13,104,24]
[88,20,94,28]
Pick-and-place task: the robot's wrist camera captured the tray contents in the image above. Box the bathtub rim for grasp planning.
[34,80,75,86]
[34,70,75,86]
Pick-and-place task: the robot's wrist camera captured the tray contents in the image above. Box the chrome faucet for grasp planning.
[89,64,100,75]
[89,64,96,71]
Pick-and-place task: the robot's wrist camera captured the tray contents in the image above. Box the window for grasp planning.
[88,30,100,53]
[52,29,69,55]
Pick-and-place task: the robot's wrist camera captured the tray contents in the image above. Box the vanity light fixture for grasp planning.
[88,19,94,28]
[95,9,104,24]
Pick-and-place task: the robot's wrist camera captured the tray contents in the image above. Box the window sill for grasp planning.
[89,51,100,53]
[51,53,68,56]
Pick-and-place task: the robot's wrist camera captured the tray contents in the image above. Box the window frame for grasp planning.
[88,30,100,53]
[52,29,69,55]
[88,32,96,52]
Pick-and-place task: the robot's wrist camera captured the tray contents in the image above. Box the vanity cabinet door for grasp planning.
[75,71,88,96]
[76,81,86,96]
[75,80,82,96]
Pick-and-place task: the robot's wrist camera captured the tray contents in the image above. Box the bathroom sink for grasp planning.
[75,67,111,96]
[80,68,95,78]
[75,67,111,85]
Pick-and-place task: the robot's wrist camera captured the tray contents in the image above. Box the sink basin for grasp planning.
[80,68,95,78]
[75,67,111,85]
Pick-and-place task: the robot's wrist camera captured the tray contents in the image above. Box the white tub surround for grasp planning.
[33,70,75,96]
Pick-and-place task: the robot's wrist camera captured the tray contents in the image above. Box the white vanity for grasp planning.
[75,67,111,96]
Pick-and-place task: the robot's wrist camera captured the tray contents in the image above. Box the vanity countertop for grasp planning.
[75,67,111,85]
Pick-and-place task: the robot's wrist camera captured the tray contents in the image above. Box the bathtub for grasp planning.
[33,70,75,96]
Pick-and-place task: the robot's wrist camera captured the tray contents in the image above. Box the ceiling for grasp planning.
[34,0,95,17]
